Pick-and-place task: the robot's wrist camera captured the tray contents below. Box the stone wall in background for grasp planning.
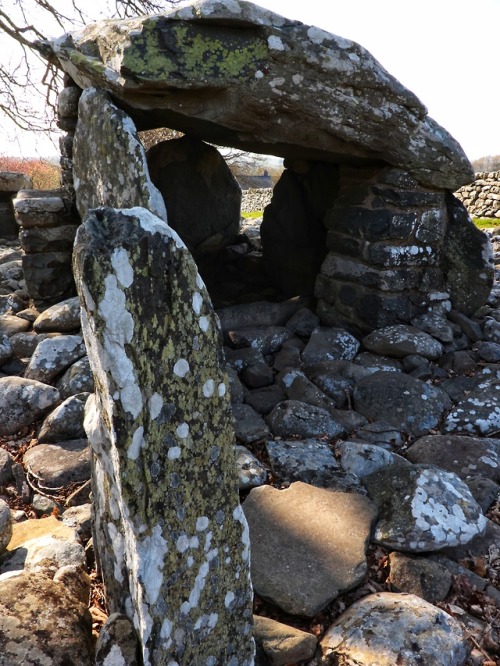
[241,188,273,213]
[455,172,500,219]
[0,173,32,238]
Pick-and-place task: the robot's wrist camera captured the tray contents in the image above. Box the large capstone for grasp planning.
[46,0,472,190]
[73,206,254,665]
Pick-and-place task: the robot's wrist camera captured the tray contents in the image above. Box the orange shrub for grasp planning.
[0,157,61,190]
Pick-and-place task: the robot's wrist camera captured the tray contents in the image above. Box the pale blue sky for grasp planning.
[1,0,499,160]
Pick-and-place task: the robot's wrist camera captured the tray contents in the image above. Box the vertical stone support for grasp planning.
[316,166,451,332]
[0,172,32,238]
[13,189,79,307]
[73,206,254,666]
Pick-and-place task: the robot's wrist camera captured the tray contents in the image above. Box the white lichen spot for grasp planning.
[255,70,264,79]
[128,426,145,460]
[107,522,124,583]
[195,273,204,290]
[307,25,331,44]
[111,247,134,288]
[168,446,182,461]
[176,423,190,439]
[203,379,215,398]
[225,591,235,608]
[173,359,190,377]
[137,525,168,605]
[149,392,163,420]
[160,618,172,640]
[199,316,210,333]
[218,382,226,397]
[268,35,285,50]
[102,644,127,666]
[292,73,303,85]
[177,534,190,553]
[192,292,203,315]
[196,516,209,531]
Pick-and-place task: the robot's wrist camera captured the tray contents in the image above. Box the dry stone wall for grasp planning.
[455,172,500,219]
[241,188,273,213]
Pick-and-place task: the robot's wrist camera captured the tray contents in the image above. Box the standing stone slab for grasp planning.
[243,482,377,616]
[73,206,254,666]
[73,89,167,222]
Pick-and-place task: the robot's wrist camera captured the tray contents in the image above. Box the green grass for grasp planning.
[241,211,263,219]
[473,217,500,230]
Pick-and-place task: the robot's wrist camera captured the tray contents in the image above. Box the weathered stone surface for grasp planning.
[0,448,14,486]
[243,482,377,616]
[33,296,81,332]
[25,334,86,383]
[353,371,451,436]
[362,324,443,359]
[73,88,167,221]
[232,403,271,443]
[265,438,341,487]
[444,377,500,436]
[406,435,500,483]
[261,164,332,296]
[236,445,268,491]
[0,571,93,665]
[0,499,12,556]
[9,331,62,358]
[336,441,409,478]
[0,171,32,192]
[0,313,30,336]
[21,251,76,306]
[0,376,60,436]
[228,326,294,355]
[364,464,486,552]
[278,368,338,412]
[388,552,452,602]
[319,592,469,666]
[217,298,308,332]
[73,206,254,664]
[56,355,94,398]
[245,384,285,415]
[47,2,472,189]
[38,393,89,443]
[253,615,317,666]
[266,399,344,439]
[0,333,12,365]
[147,136,240,254]
[19,224,78,253]
[302,326,360,364]
[23,439,91,489]
[443,194,494,315]
[95,613,141,666]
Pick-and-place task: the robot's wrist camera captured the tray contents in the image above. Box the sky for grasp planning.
[1,0,500,161]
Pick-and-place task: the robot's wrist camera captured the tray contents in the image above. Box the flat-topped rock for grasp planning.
[45,0,472,190]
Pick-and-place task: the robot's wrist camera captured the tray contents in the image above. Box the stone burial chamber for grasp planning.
[40,0,493,332]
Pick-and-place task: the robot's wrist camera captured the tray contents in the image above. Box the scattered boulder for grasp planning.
[444,377,500,436]
[388,552,452,602]
[253,614,317,666]
[23,439,91,489]
[266,400,344,439]
[302,327,360,364]
[362,324,443,360]
[37,392,89,443]
[353,371,451,436]
[243,482,377,616]
[319,592,469,666]
[0,376,60,436]
[33,296,81,332]
[364,464,486,552]
[24,334,86,383]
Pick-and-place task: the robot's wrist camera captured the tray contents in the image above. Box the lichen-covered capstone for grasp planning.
[73,206,254,665]
[45,0,472,190]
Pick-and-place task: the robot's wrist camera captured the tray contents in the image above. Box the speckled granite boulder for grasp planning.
[24,334,86,384]
[0,571,93,665]
[37,393,89,443]
[33,296,81,332]
[0,376,60,436]
[353,371,451,436]
[319,592,469,666]
[363,464,486,552]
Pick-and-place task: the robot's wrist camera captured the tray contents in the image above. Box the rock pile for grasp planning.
[241,188,273,214]
[455,171,500,219]
[0,228,500,664]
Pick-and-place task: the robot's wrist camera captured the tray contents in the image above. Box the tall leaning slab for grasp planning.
[73,206,254,665]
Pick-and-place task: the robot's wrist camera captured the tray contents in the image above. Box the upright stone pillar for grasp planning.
[73,206,254,666]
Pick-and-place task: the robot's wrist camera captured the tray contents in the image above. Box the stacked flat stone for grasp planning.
[0,172,32,238]
[12,189,79,308]
[455,171,500,219]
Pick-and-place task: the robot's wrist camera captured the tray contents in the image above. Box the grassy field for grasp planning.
[474,217,500,230]
[241,211,263,219]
